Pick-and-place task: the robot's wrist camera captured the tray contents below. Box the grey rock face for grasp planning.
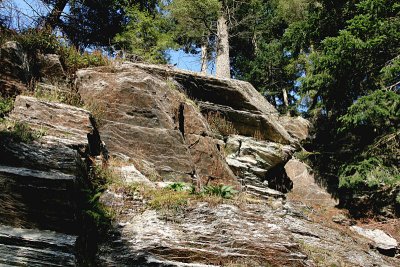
[38,54,66,82]
[98,189,400,267]
[0,225,78,266]
[225,135,295,196]
[278,116,310,141]
[351,226,399,256]
[0,165,79,233]
[1,96,100,173]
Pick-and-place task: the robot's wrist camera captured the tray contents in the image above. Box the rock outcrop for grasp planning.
[225,135,295,198]
[0,95,105,265]
[1,47,398,266]
[76,63,235,185]
[127,63,294,144]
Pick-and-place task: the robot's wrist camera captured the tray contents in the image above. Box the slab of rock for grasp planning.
[351,226,399,256]
[129,63,294,145]
[38,53,65,82]
[279,116,310,141]
[285,159,339,207]
[1,95,102,173]
[0,224,78,266]
[76,64,235,184]
[98,190,400,267]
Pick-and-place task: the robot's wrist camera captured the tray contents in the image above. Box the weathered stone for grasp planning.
[123,63,294,144]
[99,190,400,267]
[351,226,399,256]
[97,203,310,266]
[38,54,65,82]
[114,165,154,186]
[279,116,310,141]
[0,41,30,96]
[1,96,101,173]
[76,63,236,184]
[0,224,78,266]
[199,102,293,144]
[285,159,339,207]
[0,96,105,264]
[283,204,399,267]
[225,135,295,195]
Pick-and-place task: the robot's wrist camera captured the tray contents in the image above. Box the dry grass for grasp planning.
[252,129,264,141]
[206,111,238,136]
[84,99,108,127]
[30,83,82,107]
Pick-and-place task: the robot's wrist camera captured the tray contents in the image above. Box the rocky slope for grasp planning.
[0,41,399,266]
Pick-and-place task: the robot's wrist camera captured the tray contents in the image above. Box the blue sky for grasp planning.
[6,0,213,74]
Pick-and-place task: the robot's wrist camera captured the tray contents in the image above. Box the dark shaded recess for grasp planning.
[178,102,185,138]
[172,74,257,112]
[0,171,80,234]
[87,116,102,156]
[265,163,293,193]
[338,186,400,219]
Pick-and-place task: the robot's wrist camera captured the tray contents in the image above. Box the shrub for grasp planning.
[167,182,187,192]
[0,96,14,119]
[339,157,400,190]
[16,28,59,54]
[59,47,110,75]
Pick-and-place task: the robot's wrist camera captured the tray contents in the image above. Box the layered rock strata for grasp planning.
[0,96,104,265]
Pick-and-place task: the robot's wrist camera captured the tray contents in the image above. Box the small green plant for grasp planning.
[167,182,187,191]
[0,121,46,143]
[201,184,238,199]
[0,96,14,119]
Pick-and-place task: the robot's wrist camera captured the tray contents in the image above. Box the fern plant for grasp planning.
[201,184,238,199]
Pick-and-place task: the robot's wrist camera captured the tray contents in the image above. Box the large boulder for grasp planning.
[225,135,295,197]
[351,226,399,257]
[0,41,30,96]
[285,159,339,207]
[76,63,236,184]
[37,53,66,82]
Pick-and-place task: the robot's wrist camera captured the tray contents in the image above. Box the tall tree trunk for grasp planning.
[200,37,209,74]
[282,88,290,114]
[43,0,68,30]
[216,15,230,78]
